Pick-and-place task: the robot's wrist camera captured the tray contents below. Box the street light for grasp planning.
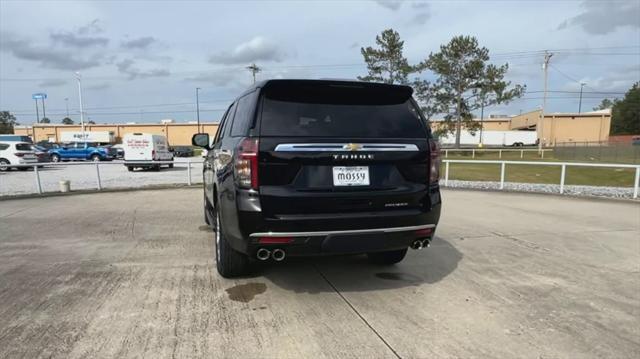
[196,87,201,132]
[65,98,69,118]
[75,72,86,140]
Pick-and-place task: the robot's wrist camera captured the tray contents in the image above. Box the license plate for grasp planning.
[332,166,370,186]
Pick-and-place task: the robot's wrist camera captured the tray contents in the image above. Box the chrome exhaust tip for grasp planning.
[410,240,423,250]
[256,248,271,261]
[272,248,286,262]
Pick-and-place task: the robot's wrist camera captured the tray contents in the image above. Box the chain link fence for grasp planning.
[554,142,640,164]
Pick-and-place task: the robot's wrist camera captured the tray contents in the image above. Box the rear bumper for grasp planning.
[230,188,441,256]
[247,223,436,256]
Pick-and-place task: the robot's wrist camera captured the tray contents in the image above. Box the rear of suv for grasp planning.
[193,79,441,277]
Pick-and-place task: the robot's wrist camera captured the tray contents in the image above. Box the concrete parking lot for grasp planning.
[0,189,638,358]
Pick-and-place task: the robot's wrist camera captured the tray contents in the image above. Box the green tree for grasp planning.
[61,117,74,125]
[421,35,525,147]
[358,29,417,84]
[41,117,50,124]
[88,120,96,124]
[593,98,619,111]
[611,82,640,135]
[0,111,18,133]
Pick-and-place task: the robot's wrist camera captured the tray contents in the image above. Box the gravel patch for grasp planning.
[444,180,638,200]
[0,158,203,196]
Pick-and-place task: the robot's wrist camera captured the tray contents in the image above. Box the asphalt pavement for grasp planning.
[0,189,638,358]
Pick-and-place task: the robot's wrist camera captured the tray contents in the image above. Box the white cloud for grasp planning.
[209,36,285,65]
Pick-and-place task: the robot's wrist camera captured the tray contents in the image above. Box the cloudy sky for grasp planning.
[1,0,639,124]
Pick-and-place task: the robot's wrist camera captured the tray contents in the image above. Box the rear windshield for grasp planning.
[15,144,32,151]
[259,87,426,138]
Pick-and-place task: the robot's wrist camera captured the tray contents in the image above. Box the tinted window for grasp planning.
[219,102,237,140]
[260,98,425,138]
[16,144,32,151]
[231,91,257,137]
[0,143,8,150]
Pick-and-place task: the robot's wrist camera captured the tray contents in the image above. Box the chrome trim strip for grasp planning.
[249,224,435,237]
[274,143,419,152]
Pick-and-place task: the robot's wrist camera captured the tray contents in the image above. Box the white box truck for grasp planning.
[439,130,537,147]
[123,133,174,171]
[60,131,115,144]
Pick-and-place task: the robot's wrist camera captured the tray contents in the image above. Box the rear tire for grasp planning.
[169,163,174,168]
[51,154,60,163]
[213,205,250,278]
[91,154,101,162]
[127,166,134,172]
[367,248,408,265]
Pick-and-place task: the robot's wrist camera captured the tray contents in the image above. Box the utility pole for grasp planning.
[75,72,86,140]
[65,98,69,118]
[34,98,40,124]
[539,51,553,153]
[479,99,485,146]
[42,96,46,122]
[246,63,261,84]
[196,87,201,132]
[578,82,586,113]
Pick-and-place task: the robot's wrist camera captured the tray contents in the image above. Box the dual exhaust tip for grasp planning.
[410,238,432,250]
[256,248,286,261]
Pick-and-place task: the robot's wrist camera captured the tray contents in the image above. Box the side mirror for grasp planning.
[192,133,210,149]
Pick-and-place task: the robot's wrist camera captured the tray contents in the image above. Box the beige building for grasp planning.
[14,122,220,146]
[430,109,611,145]
[510,109,611,145]
[14,108,611,147]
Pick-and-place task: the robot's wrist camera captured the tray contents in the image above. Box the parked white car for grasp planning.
[0,141,38,171]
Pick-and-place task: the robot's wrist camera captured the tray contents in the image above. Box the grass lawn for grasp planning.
[442,162,637,187]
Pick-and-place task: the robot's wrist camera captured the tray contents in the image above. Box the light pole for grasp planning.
[578,82,586,114]
[42,96,47,121]
[65,97,69,118]
[196,87,201,132]
[75,72,86,140]
[34,98,40,124]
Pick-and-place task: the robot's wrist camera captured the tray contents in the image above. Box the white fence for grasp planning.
[441,148,553,159]
[3,159,639,199]
[1,160,203,196]
[442,159,640,199]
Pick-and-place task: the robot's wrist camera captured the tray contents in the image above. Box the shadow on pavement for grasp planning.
[260,236,462,294]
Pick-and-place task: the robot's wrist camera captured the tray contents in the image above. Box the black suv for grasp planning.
[193,79,441,277]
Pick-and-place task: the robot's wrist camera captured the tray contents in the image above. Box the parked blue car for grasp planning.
[49,142,117,162]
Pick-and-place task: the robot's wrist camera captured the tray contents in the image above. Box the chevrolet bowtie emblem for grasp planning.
[344,143,362,151]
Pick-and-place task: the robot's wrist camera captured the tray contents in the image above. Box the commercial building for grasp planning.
[430,109,611,145]
[14,107,612,147]
[13,122,220,146]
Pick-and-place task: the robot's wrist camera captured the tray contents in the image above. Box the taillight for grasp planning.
[235,137,259,190]
[152,150,155,159]
[429,139,440,184]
